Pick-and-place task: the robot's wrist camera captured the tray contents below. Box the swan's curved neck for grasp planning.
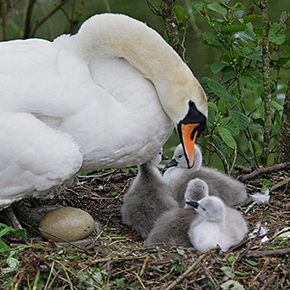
[72,14,206,123]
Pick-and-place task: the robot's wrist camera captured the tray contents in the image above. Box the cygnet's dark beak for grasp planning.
[165,158,178,168]
[186,198,199,209]
[162,154,169,161]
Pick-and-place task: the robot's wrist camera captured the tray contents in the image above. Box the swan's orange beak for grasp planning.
[180,123,199,168]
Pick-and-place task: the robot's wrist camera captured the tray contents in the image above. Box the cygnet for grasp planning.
[121,149,178,239]
[187,196,248,252]
[146,178,208,247]
[163,144,247,207]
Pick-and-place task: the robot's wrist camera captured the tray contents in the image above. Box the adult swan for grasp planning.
[0,13,207,206]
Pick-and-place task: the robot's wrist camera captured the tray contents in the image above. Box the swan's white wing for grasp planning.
[0,113,83,207]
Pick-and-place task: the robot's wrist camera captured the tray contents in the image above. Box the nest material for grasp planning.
[1,167,290,289]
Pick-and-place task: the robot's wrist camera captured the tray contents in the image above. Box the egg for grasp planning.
[39,207,95,242]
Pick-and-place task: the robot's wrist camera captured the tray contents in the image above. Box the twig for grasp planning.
[30,0,70,37]
[246,248,290,257]
[1,0,8,40]
[39,227,90,252]
[234,164,252,173]
[23,0,37,39]
[229,146,237,174]
[239,162,290,182]
[2,207,23,231]
[201,263,218,289]
[271,177,290,191]
[164,253,208,290]
[139,256,149,276]
[210,142,230,174]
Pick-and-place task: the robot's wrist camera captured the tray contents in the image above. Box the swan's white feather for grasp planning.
[0,13,207,207]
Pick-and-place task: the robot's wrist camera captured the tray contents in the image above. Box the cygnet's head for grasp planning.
[186,196,226,222]
[166,144,202,171]
[146,148,168,167]
[184,178,209,203]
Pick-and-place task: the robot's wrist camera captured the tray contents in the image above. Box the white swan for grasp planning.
[187,196,248,252]
[121,149,178,239]
[163,144,247,207]
[146,178,208,247]
[0,13,207,207]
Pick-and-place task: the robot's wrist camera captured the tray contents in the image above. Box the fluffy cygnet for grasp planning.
[146,178,208,247]
[187,196,248,252]
[121,149,178,239]
[163,144,247,207]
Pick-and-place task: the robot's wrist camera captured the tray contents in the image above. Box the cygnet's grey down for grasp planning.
[187,196,248,252]
[163,144,247,207]
[121,149,178,239]
[146,178,208,247]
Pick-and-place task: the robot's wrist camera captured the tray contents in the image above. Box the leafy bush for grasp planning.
[186,1,290,169]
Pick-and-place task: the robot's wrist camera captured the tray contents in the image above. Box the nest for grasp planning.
[1,167,290,289]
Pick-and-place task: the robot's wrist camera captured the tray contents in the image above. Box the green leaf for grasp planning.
[240,71,263,88]
[281,39,290,55]
[271,100,283,111]
[211,62,229,74]
[221,280,245,290]
[174,5,186,23]
[208,101,219,113]
[234,2,246,10]
[205,78,231,102]
[202,31,221,47]
[245,259,258,266]
[222,24,247,35]
[269,23,286,45]
[220,266,235,278]
[191,1,205,15]
[0,225,16,238]
[279,11,290,25]
[242,46,262,61]
[218,127,237,149]
[0,238,10,253]
[207,2,228,16]
[220,117,240,136]
[229,110,249,130]
[221,66,237,78]
[243,14,262,24]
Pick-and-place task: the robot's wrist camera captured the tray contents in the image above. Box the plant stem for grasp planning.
[260,0,272,166]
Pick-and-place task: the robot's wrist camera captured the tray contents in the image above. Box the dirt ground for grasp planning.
[1,164,290,289]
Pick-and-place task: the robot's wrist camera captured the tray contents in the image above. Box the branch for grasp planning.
[1,0,8,40]
[23,0,37,39]
[147,0,185,60]
[260,0,272,166]
[239,162,290,182]
[246,247,290,257]
[30,0,71,38]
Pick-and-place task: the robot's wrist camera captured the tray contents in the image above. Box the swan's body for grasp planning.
[121,150,178,239]
[163,144,247,207]
[187,196,248,252]
[146,178,208,247]
[0,14,207,207]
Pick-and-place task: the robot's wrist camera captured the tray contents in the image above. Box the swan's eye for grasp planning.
[201,206,206,211]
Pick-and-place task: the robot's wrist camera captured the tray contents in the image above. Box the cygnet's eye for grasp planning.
[178,155,182,159]
[201,206,206,211]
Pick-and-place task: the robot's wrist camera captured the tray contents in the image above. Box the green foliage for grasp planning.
[190,1,290,168]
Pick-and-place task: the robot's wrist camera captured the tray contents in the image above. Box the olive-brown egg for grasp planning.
[39,207,95,242]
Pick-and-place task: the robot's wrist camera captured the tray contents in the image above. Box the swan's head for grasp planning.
[146,148,168,167]
[166,143,202,171]
[176,100,207,169]
[186,196,226,222]
[184,178,209,203]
